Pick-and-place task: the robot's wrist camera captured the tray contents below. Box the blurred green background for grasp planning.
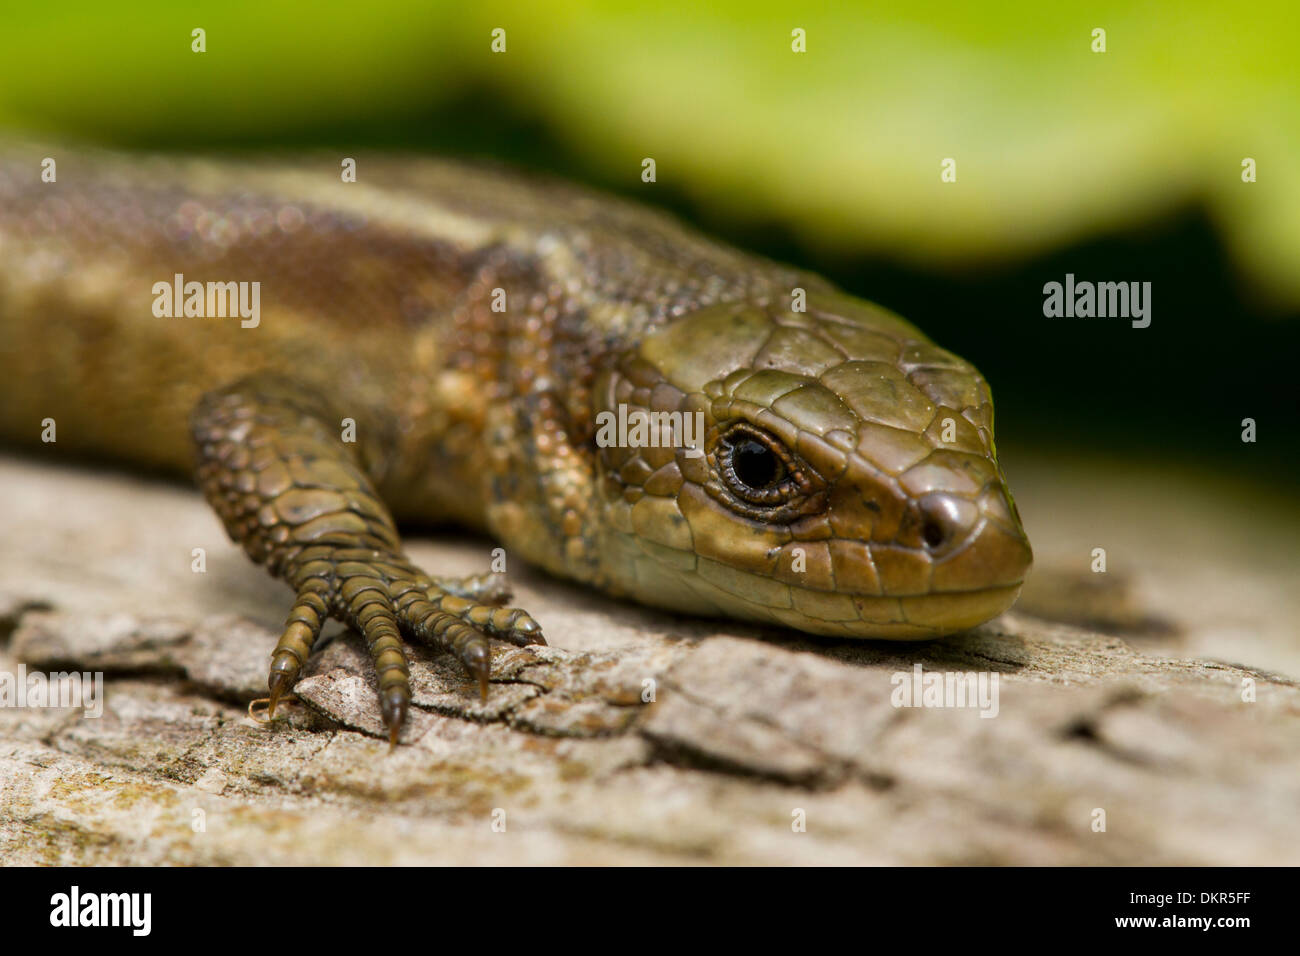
[2,0,1296,475]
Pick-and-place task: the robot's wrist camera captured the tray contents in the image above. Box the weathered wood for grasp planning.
[1,453,1297,865]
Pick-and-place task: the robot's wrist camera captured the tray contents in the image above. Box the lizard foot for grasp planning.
[263,552,545,748]
[398,584,546,697]
[192,375,546,748]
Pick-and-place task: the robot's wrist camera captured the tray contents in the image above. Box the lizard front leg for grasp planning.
[190,374,544,747]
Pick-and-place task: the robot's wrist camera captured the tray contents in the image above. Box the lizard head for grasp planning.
[591,290,1032,638]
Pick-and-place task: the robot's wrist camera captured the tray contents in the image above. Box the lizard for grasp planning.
[0,144,1033,745]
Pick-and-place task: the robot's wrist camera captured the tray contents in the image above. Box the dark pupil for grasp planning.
[733,439,779,489]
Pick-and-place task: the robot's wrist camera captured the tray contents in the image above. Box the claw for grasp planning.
[462,642,491,701]
[380,687,408,750]
[267,671,292,719]
[515,617,547,646]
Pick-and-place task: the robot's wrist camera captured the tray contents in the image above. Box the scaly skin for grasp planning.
[0,144,1032,743]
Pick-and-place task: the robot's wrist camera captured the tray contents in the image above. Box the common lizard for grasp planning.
[0,145,1033,744]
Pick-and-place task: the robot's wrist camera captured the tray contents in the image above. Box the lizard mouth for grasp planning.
[598,478,1032,640]
[604,478,1033,638]
[793,582,1027,639]
[676,575,1027,640]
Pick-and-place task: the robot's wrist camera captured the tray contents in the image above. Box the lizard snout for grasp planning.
[922,486,1033,594]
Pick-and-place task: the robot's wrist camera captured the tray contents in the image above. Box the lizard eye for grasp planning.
[733,439,783,489]
[717,424,796,506]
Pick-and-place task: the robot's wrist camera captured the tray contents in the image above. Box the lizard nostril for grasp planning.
[922,518,947,550]
[917,493,975,553]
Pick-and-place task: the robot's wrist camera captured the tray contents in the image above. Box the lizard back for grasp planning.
[0,144,804,522]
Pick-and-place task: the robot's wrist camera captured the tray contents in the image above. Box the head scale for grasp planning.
[591,291,1032,638]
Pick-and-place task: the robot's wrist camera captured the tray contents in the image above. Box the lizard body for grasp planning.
[0,145,1032,742]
